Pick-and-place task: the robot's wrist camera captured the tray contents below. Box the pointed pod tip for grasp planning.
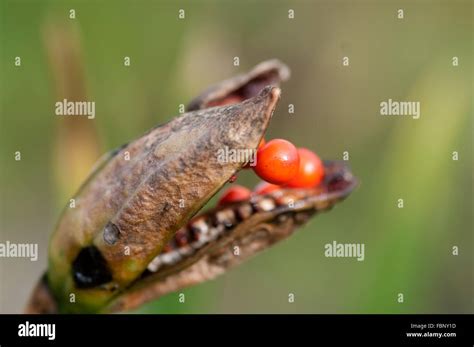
[270,86,281,101]
[259,85,281,99]
[254,85,281,111]
[266,85,281,100]
[257,86,281,120]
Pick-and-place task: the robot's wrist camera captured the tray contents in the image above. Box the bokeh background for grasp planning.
[0,0,472,313]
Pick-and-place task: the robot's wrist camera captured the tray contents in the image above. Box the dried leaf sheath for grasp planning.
[47,86,281,313]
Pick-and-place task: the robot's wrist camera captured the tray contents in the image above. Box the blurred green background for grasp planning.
[0,0,472,313]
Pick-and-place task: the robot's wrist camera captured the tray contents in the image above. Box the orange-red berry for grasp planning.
[286,148,325,188]
[253,181,281,195]
[253,139,299,185]
[218,185,251,206]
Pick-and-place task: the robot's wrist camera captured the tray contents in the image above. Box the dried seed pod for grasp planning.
[106,161,357,313]
[46,86,280,313]
[26,60,358,314]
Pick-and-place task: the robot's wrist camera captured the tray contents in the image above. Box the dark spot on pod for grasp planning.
[103,222,121,245]
[161,202,172,213]
[330,173,344,184]
[140,269,153,278]
[72,246,112,288]
[175,230,188,247]
[189,225,201,241]
[327,172,350,192]
[210,215,220,228]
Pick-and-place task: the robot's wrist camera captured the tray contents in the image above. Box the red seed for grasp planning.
[253,181,281,195]
[218,185,252,206]
[253,139,299,185]
[286,148,325,188]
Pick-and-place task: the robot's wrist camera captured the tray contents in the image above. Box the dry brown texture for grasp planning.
[187,59,290,111]
[105,161,357,312]
[93,86,281,283]
[45,87,280,312]
[25,59,357,314]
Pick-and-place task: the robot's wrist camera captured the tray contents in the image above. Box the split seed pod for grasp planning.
[26,60,357,314]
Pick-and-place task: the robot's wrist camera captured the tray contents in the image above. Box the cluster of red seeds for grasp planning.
[218,139,325,206]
